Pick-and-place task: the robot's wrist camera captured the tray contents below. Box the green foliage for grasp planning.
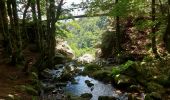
[57,17,106,57]
[112,60,135,75]
[55,22,74,38]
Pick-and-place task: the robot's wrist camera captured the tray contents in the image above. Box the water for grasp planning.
[65,75,128,100]
[41,63,128,100]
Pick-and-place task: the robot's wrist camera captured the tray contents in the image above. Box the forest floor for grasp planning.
[0,44,38,99]
[0,64,32,99]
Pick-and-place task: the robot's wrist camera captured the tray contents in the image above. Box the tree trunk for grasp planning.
[0,0,8,40]
[22,0,31,41]
[7,0,23,65]
[163,0,170,53]
[115,0,121,54]
[46,0,63,67]
[151,0,160,58]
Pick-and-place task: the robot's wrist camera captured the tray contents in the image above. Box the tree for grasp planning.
[7,0,23,65]
[45,0,64,67]
[163,0,170,53]
[151,0,160,58]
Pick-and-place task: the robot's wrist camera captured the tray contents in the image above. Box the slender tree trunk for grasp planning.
[22,0,31,41]
[115,0,121,54]
[151,0,160,58]
[31,0,42,51]
[0,0,8,39]
[163,0,170,53]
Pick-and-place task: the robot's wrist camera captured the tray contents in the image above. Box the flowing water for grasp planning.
[41,63,128,100]
[65,75,128,100]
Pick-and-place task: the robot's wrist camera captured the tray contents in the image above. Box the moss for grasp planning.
[146,82,165,94]
[92,70,112,82]
[82,63,102,75]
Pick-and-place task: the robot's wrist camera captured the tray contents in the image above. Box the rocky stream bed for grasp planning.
[38,61,147,100]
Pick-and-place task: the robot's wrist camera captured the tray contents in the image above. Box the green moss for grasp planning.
[92,70,112,82]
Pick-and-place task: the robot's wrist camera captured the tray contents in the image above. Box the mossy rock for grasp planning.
[84,64,101,73]
[80,93,93,99]
[98,96,116,100]
[66,93,88,100]
[144,92,162,100]
[114,74,135,88]
[92,70,112,82]
[127,85,143,92]
[146,82,165,94]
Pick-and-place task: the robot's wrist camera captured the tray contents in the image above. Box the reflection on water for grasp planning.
[65,75,128,100]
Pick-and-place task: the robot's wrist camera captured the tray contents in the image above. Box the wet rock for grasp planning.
[54,64,64,70]
[55,82,67,87]
[85,80,94,87]
[98,96,117,100]
[71,79,78,84]
[80,93,93,99]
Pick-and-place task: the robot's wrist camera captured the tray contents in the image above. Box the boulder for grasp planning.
[55,38,75,59]
[54,53,66,64]
[80,93,93,99]
[85,80,94,87]
[92,70,112,83]
[77,54,95,64]
[114,74,134,88]
[95,48,102,58]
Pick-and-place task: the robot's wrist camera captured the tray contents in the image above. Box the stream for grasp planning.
[65,75,128,100]
[40,62,128,100]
